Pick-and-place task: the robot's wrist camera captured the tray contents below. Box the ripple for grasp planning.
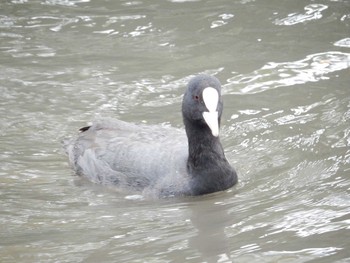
[0,15,17,28]
[225,51,350,94]
[210,13,234,29]
[1,40,57,58]
[49,17,80,32]
[274,4,328,26]
[43,0,90,7]
[274,113,318,125]
[334,38,350,48]
[268,208,349,238]
[169,0,200,2]
[264,247,343,260]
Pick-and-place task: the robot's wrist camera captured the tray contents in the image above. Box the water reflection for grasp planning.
[189,197,233,262]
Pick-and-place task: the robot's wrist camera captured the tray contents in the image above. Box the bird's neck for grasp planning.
[184,120,237,195]
[185,121,226,168]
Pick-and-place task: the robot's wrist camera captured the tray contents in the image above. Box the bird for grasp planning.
[64,74,237,198]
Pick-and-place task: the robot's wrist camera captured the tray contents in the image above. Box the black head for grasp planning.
[182,74,223,137]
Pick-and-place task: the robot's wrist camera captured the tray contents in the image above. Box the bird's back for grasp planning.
[64,118,190,197]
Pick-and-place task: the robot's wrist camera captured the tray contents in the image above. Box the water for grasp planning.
[1,0,350,262]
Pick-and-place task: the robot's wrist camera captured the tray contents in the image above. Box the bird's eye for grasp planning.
[193,95,199,100]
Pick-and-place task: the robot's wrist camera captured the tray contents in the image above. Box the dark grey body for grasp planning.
[64,75,238,197]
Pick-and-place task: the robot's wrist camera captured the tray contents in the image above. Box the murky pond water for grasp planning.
[1,0,350,262]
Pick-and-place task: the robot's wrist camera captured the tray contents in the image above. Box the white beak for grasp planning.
[202,87,219,137]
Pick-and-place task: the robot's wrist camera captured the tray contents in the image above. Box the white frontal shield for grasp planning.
[202,87,219,137]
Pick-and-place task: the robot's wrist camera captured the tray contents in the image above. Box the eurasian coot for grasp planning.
[64,74,237,197]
